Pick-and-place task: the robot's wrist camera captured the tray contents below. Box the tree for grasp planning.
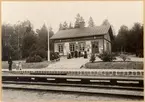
[2,24,15,60]
[14,20,33,59]
[36,25,54,58]
[116,25,129,52]
[21,22,37,58]
[74,14,85,28]
[59,23,63,30]
[88,17,95,27]
[62,21,68,30]
[112,22,143,57]
[74,13,81,28]
[102,19,110,26]
[68,22,73,29]
[49,26,54,52]
[37,24,48,50]
[127,23,143,56]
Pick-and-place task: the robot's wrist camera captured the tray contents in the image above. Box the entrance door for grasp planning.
[92,41,99,53]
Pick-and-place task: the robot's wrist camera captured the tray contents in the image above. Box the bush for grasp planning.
[35,55,43,62]
[50,52,60,61]
[98,51,116,62]
[119,54,130,61]
[26,55,42,63]
[37,49,47,59]
[29,51,37,57]
[89,54,96,63]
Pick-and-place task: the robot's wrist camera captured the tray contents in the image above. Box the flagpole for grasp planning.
[47,26,50,61]
[45,21,50,62]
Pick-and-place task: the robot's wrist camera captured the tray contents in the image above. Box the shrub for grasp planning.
[37,49,47,59]
[98,51,116,62]
[50,52,60,61]
[119,54,130,61]
[29,51,37,57]
[35,55,43,62]
[26,55,42,63]
[89,54,96,63]
[84,51,88,59]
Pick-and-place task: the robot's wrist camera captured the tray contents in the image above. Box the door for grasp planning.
[92,41,99,53]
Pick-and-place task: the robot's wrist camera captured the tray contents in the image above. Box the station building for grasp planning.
[51,21,114,56]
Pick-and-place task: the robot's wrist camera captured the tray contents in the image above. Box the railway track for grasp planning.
[2,69,144,98]
[3,81,143,98]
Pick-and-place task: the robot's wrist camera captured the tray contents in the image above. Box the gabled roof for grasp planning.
[51,25,111,40]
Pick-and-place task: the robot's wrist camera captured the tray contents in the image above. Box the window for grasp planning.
[69,43,75,52]
[79,42,85,51]
[58,44,63,53]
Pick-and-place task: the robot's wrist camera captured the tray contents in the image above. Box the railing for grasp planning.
[3,69,144,77]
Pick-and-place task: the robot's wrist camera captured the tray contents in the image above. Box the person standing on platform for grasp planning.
[8,56,13,71]
[18,62,22,70]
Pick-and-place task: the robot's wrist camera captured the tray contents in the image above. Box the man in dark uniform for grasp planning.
[8,57,13,71]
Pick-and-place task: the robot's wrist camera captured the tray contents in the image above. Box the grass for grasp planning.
[2,60,50,69]
[85,61,143,70]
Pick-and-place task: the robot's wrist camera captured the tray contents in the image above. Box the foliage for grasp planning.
[85,61,143,70]
[102,19,110,25]
[119,54,131,61]
[50,52,60,61]
[22,30,37,58]
[2,20,55,61]
[62,21,68,30]
[88,17,95,27]
[112,23,143,57]
[37,24,48,51]
[89,54,96,63]
[98,52,116,62]
[74,14,85,28]
[26,55,42,63]
[59,23,63,30]
[68,22,73,29]
[37,49,47,59]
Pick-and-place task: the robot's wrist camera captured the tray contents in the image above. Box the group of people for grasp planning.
[8,57,22,71]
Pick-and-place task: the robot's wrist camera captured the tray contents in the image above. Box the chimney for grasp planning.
[80,21,85,28]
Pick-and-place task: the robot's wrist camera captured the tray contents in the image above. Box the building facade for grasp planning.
[51,21,114,56]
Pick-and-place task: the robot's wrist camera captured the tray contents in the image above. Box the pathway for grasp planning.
[47,57,89,69]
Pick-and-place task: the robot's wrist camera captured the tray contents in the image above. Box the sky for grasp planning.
[2,1,143,34]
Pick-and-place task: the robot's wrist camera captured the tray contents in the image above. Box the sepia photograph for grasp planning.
[1,1,144,102]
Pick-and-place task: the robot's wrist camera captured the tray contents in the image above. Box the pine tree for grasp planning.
[62,21,68,30]
[74,14,85,28]
[88,17,95,27]
[102,19,110,26]
[68,22,73,29]
[59,23,63,30]
[74,13,81,28]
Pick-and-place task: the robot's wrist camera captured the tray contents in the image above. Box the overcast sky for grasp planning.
[2,1,143,34]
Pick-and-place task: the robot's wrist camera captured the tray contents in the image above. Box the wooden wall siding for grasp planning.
[53,35,104,43]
